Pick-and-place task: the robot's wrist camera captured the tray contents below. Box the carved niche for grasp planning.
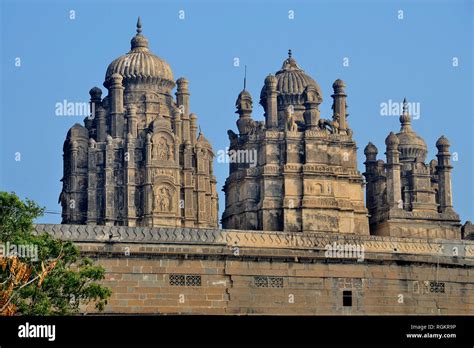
[152,133,174,162]
[153,185,174,213]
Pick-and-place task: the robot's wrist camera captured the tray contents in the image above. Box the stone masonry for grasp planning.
[54,18,472,316]
[222,52,368,235]
[35,224,474,315]
[363,99,461,239]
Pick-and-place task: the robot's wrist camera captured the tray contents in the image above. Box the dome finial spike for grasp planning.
[402,97,408,114]
[288,49,292,58]
[137,16,142,34]
[243,65,247,90]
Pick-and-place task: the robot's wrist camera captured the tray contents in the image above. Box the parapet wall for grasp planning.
[34,224,474,315]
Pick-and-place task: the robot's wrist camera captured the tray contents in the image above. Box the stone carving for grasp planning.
[363,99,461,239]
[318,118,338,134]
[223,51,369,234]
[155,186,172,212]
[60,18,218,228]
[285,106,299,132]
[155,137,173,161]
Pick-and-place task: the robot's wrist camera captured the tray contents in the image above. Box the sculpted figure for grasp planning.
[157,187,171,212]
[285,106,298,132]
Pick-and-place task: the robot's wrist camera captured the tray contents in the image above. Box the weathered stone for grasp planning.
[59,18,218,228]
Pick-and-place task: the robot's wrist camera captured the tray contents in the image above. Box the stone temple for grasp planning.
[50,18,473,315]
[59,18,218,228]
[222,51,369,234]
[363,100,461,239]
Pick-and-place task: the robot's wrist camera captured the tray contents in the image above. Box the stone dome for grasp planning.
[385,132,399,147]
[436,135,450,149]
[332,79,346,89]
[104,17,174,91]
[395,100,427,162]
[260,50,322,108]
[364,142,378,156]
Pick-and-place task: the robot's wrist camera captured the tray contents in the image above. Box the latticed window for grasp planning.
[254,276,284,288]
[185,275,201,286]
[169,274,185,286]
[269,277,283,288]
[254,276,268,288]
[429,281,445,293]
[169,274,201,287]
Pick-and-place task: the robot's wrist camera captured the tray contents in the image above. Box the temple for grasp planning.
[363,99,461,238]
[59,18,219,227]
[59,20,462,240]
[222,51,369,234]
[50,18,472,316]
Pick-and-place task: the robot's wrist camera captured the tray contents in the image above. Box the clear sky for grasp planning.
[0,0,472,225]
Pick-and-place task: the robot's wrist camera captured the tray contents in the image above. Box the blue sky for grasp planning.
[0,0,472,224]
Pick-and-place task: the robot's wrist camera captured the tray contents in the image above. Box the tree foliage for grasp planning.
[0,191,111,315]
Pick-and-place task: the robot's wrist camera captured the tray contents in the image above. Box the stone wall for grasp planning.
[34,224,474,315]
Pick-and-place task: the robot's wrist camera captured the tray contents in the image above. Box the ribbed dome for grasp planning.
[395,99,427,162]
[436,135,450,149]
[364,142,378,156]
[260,50,322,107]
[104,17,174,90]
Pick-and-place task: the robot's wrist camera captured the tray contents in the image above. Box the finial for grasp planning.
[199,125,202,135]
[402,97,408,114]
[131,16,148,49]
[137,16,142,34]
[288,49,292,58]
[399,97,412,131]
[243,65,247,90]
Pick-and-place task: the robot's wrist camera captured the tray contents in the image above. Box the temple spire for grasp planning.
[288,49,292,58]
[243,65,247,90]
[400,97,412,132]
[130,16,148,50]
[137,16,142,34]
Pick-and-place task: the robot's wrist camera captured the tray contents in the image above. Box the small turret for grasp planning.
[436,135,454,213]
[331,79,348,132]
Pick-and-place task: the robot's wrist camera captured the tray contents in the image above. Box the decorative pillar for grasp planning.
[363,142,378,210]
[87,138,97,224]
[436,136,454,213]
[87,87,102,133]
[104,135,115,225]
[176,77,190,117]
[127,104,137,138]
[235,90,253,135]
[264,74,278,129]
[190,114,198,146]
[144,133,153,225]
[303,86,320,130]
[108,73,124,138]
[172,107,182,139]
[96,106,107,142]
[69,140,78,223]
[124,133,137,226]
[385,132,402,208]
[331,79,347,132]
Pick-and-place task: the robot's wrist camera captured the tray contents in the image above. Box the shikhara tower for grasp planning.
[222,51,370,234]
[60,18,218,227]
[363,99,461,238]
